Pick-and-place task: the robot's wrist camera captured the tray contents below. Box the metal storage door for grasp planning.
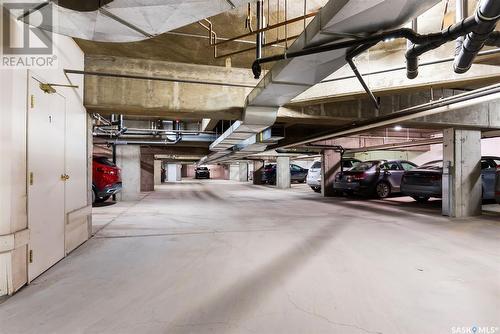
[27,76,66,282]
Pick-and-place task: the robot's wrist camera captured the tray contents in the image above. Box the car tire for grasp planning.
[412,196,430,203]
[332,189,343,196]
[92,189,97,204]
[375,182,391,199]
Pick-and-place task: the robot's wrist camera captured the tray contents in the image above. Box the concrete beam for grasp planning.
[83,55,255,119]
[201,118,219,131]
[290,39,500,106]
[279,89,500,130]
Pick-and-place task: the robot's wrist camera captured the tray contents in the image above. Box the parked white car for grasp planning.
[306,161,322,192]
[306,158,361,192]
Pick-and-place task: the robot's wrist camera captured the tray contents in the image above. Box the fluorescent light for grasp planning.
[394,125,403,131]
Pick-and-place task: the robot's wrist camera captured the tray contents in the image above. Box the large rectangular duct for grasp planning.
[202,0,440,164]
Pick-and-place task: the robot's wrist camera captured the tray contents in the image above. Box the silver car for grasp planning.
[334,160,417,198]
[306,158,361,192]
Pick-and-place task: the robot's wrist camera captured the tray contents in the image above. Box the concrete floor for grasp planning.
[1,180,499,334]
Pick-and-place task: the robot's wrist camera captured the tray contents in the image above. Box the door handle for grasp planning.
[60,174,70,181]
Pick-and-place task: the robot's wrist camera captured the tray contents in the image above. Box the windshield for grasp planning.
[350,161,379,172]
[311,161,321,169]
[420,160,443,170]
[197,167,208,170]
[94,156,115,167]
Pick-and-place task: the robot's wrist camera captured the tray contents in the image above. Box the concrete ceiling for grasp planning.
[76,0,328,68]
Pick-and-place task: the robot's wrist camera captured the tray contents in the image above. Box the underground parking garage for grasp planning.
[1,0,500,333]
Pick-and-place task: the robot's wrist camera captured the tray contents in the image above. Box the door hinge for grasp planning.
[30,95,35,109]
[29,250,33,263]
[29,172,34,185]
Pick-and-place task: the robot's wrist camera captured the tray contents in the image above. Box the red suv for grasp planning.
[92,156,122,203]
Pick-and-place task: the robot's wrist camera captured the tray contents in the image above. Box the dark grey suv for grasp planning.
[333,160,417,198]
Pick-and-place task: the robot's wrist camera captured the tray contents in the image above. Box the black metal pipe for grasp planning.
[454,0,500,73]
[405,16,477,79]
[252,27,461,79]
[455,0,468,56]
[319,48,500,84]
[251,6,495,81]
[345,43,379,110]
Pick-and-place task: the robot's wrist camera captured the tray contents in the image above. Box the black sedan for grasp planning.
[195,166,210,179]
[261,163,308,185]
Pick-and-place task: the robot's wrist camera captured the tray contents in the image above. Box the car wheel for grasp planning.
[95,195,110,203]
[92,190,96,204]
[375,182,391,199]
[412,196,430,203]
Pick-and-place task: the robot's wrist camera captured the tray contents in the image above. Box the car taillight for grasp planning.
[352,173,366,180]
[97,167,115,175]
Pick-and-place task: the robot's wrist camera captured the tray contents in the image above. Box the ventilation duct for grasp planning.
[16,0,254,42]
[201,0,440,164]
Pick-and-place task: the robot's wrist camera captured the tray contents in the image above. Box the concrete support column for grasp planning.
[229,164,239,181]
[442,128,482,217]
[140,153,154,192]
[276,156,291,189]
[222,164,230,180]
[116,145,141,201]
[239,162,249,182]
[321,150,342,197]
[167,163,181,182]
[154,160,162,185]
[253,160,264,185]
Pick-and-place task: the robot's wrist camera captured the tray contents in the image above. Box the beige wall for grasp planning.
[0,15,88,296]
